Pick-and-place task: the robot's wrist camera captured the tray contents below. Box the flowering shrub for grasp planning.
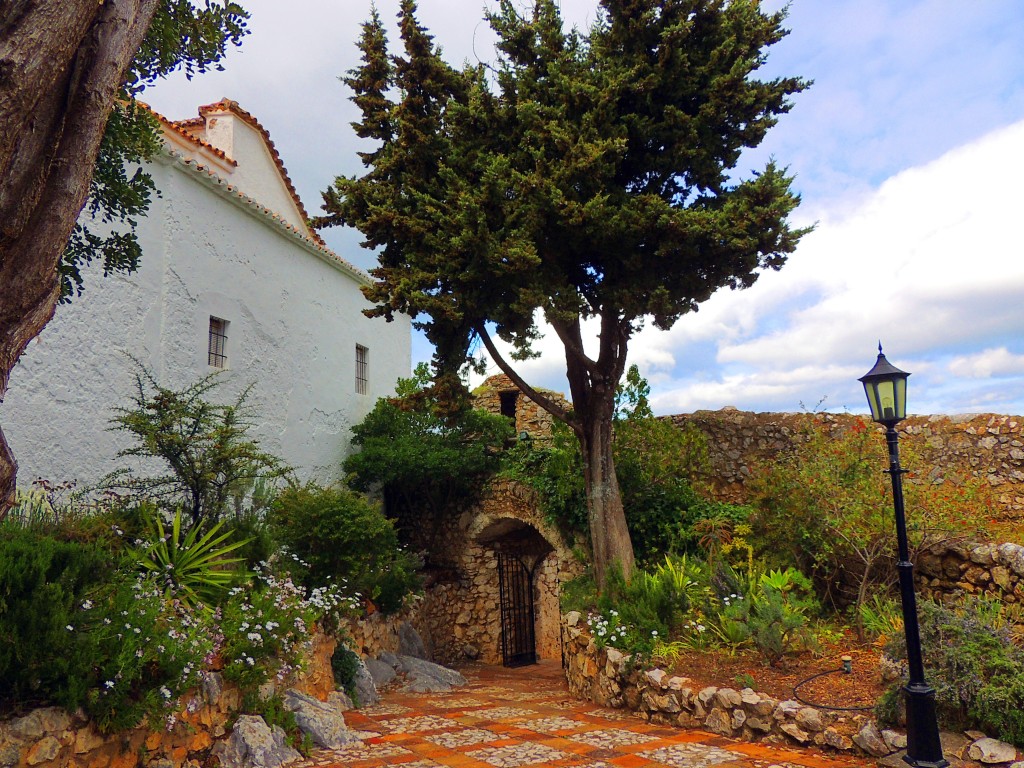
[585,609,658,659]
[220,569,347,691]
[81,575,215,733]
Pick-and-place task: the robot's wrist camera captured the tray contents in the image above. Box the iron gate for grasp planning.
[497,552,537,667]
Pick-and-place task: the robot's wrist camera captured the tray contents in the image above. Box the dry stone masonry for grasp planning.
[671,409,1024,521]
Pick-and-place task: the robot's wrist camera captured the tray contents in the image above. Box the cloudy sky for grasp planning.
[145,0,1024,417]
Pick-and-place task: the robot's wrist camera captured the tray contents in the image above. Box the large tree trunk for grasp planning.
[577,389,635,589]
[0,0,160,518]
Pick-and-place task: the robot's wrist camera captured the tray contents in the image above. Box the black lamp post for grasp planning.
[859,344,947,768]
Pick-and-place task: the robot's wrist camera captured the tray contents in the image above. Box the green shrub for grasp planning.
[102,367,289,527]
[0,528,111,708]
[137,506,251,609]
[750,416,991,616]
[268,485,421,614]
[346,364,512,543]
[238,691,312,756]
[881,597,1024,745]
[331,644,362,703]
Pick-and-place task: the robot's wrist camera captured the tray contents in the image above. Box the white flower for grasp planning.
[105,680,115,689]
[651,630,658,637]
[66,624,74,631]
[159,686,172,699]
[81,600,93,610]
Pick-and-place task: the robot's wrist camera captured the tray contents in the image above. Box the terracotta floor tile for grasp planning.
[297,661,872,768]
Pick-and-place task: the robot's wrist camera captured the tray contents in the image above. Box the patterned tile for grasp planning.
[425,696,487,709]
[309,741,412,761]
[467,742,571,767]
[473,706,537,719]
[361,702,413,716]
[517,716,590,733]
[378,714,458,733]
[568,728,660,748]
[586,708,638,721]
[639,743,747,767]
[424,728,501,747]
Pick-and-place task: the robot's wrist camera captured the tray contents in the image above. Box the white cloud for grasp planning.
[948,348,1024,379]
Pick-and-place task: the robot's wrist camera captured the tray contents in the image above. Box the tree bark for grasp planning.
[0,0,161,519]
[479,313,637,587]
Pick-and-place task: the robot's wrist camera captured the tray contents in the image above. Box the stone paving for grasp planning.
[295,660,875,768]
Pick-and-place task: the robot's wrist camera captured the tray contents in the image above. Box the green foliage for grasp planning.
[61,1,249,300]
[0,528,112,707]
[323,0,809,582]
[857,593,903,644]
[103,368,289,528]
[219,570,342,692]
[137,506,251,609]
[238,691,313,756]
[331,644,362,704]
[750,417,990,618]
[268,485,421,614]
[500,420,587,537]
[82,575,215,733]
[882,597,1024,746]
[345,365,513,535]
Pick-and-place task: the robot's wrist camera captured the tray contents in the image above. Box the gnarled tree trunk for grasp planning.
[0,0,160,518]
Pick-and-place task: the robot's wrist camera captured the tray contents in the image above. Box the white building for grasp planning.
[2,99,410,489]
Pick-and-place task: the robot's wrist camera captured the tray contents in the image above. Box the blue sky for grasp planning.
[146,1,1024,417]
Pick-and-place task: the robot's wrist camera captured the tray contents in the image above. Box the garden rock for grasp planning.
[824,727,853,750]
[378,651,402,669]
[0,744,20,768]
[353,660,381,707]
[780,722,811,744]
[853,722,891,757]
[730,708,746,730]
[968,737,1018,764]
[704,708,733,736]
[398,656,467,693]
[329,690,354,712]
[8,709,70,741]
[697,687,718,706]
[365,657,397,687]
[397,622,428,659]
[212,715,301,768]
[25,736,61,766]
[283,690,358,749]
[713,688,742,709]
[795,707,824,732]
[882,729,907,752]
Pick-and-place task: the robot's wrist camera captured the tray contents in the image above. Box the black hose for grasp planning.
[792,667,877,711]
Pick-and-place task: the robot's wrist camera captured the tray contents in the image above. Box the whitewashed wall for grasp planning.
[1,153,410,490]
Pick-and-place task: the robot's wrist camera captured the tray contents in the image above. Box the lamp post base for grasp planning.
[903,682,948,768]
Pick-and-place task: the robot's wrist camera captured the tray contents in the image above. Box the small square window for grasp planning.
[355,344,368,394]
[208,317,228,368]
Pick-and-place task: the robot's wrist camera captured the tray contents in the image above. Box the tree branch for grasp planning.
[475,324,575,428]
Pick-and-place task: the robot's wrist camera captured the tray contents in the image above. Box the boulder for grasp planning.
[398,656,467,693]
[378,651,402,669]
[795,707,824,732]
[398,623,428,660]
[882,729,907,752]
[365,657,397,688]
[968,738,1018,764]
[824,727,853,750]
[853,722,891,757]
[212,715,301,768]
[283,690,359,749]
[704,708,733,736]
[0,744,19,768]
[352,659,380,707]
[780,722,811,744]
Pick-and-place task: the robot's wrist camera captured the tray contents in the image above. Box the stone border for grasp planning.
[560,612,904,759]
[0,634,336,768]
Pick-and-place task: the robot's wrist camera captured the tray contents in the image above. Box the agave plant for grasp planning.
[139,507,252,609]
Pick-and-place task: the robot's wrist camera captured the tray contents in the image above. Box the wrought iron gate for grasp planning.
[497,552,537,667]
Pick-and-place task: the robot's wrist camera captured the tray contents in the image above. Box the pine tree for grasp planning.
[320,0,810,586]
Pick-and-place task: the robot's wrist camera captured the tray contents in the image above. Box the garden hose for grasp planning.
[792,656,876,712]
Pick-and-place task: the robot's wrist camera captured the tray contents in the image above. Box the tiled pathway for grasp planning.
[295,661,875,768]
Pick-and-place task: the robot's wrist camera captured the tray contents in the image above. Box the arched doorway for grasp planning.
[475,519,555,667]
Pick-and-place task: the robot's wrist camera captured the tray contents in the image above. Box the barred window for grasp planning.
[208,317,228,368]
[355,344,368,394]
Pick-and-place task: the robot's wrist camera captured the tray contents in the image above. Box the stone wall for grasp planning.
[671,409,1024,521]
[560,613,903,759]
[917,540,1024,607]
[472,374,569,439]
[0,633,336,768]
[395,477,581,667]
